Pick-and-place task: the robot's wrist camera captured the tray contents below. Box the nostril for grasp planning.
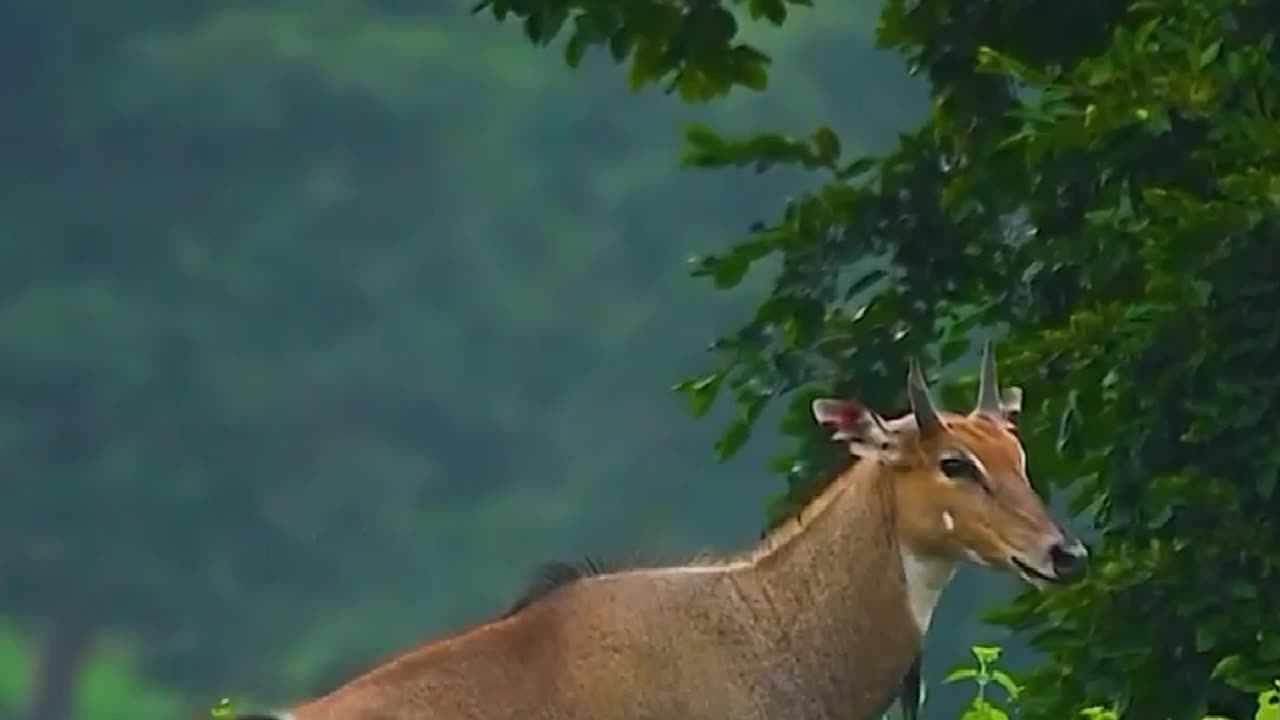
[1050,542,1086,579]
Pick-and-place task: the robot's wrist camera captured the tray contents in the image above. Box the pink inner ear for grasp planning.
[812,398,864,431]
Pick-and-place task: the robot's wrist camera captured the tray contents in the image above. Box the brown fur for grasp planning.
[283,459,918,720]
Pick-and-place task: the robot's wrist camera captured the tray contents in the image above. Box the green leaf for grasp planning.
[1258,686,1280,720]
[944,667,980,684]
[689,247,759,289]
[811,127,841,166]
[971,645,1002,666]
[737,57,769,92]
[675,372,725,417]
[714,416,751,461]
[990,669,1021,700]
[837,156,877,179]
[684,124,726,149]
[1210,654,1246,681]
[564,35,587,67]
[961,699,1010,720]
[627,39,661,91]
[749,0,788,25]
[607,27,631,60]
[1199,40,1222,68]
[693,6,738,46]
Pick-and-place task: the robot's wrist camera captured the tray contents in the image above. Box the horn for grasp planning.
[907,358,943,440]
[974,340,1002,415]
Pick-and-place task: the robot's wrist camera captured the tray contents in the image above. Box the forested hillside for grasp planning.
[0,2,1037,719]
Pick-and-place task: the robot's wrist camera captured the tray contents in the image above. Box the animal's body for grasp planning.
[240,344,1087,720]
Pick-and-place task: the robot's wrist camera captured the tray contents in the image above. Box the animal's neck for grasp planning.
[746,459,954,713]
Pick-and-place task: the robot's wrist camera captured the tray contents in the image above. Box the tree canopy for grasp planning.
[483,0,1280,718]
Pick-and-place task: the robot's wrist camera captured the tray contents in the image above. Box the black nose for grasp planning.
[1049,539,1088,581]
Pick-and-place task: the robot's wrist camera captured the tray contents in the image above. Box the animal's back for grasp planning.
[290,559,910,720]
[289,575,740,720]
[528,567,884,720]
[291,607,571,720]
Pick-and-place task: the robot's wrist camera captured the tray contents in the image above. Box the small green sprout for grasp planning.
[209,697,234,719]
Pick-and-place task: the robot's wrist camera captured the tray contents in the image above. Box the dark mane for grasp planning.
[504,556,614,617]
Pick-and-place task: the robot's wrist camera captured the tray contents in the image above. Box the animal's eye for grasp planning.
[939,456,981,482]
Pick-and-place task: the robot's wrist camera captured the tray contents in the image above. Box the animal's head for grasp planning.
[811,343,1087,589]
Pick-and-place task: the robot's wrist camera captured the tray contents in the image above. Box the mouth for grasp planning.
[1010,556,1060,588]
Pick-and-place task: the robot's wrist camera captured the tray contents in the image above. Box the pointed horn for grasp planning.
[907,358,943,440]
[974,340,1002,415]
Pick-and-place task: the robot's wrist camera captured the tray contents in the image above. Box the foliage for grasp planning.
[939,644,1280,720]
[943,645,1021,720]
[470,0,810,102]
[489,0,1280,717]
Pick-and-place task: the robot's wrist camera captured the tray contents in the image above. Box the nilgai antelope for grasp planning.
[236,343,1087,720]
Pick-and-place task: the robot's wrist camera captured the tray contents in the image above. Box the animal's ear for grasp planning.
[811,398,896,459]
[1001,386,1023,425]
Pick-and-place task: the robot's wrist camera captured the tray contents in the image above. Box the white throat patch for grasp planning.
[899,548,956,634]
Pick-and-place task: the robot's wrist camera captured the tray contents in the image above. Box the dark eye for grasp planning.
[939,456,981,482]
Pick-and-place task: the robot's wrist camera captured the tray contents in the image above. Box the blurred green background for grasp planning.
[0,2,1034,718]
